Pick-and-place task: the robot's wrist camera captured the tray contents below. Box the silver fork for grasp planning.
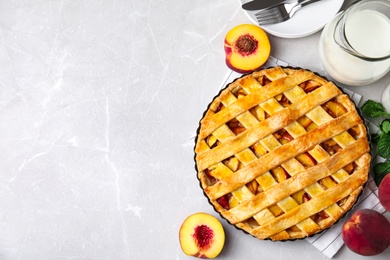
[255,0,322,25]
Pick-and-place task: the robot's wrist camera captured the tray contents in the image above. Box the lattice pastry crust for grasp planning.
[194,67,371,241]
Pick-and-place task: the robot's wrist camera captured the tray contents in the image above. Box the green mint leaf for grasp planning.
[374,161,390,186]
[377,133,390,159]
[380,119,390,134]
[361,100,390,118]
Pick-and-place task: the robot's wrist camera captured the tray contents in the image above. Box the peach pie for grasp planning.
[194,67,371,241]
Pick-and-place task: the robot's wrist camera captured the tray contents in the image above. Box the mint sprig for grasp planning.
[377,133,390,159]
[361,100,390,186]
[362,100,390,117]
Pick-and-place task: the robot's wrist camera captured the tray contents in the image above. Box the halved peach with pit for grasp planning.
[179,212,225,258]
[224,24,271,73]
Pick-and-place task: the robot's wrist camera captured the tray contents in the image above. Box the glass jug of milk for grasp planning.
[319,0,390,86]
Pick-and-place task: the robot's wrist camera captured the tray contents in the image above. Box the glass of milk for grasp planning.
[319,0,390,86]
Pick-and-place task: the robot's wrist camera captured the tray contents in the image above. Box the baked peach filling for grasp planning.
[271,166,290,183]
[256,75,272,86]
[277,94,291,107]
[250,106,269,121]
[299,79,322,93]
[321,139,342,155]
[323,99,348,118]
[227,118,246,135]
[274,129,293,144]
[250,142,268,157]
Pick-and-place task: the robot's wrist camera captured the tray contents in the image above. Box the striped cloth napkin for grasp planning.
[221,57,390,258]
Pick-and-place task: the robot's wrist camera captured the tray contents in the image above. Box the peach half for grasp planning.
[379,173,390,212]
[224,24,271,73]
[179,212,225,258]
[342,209,390,256]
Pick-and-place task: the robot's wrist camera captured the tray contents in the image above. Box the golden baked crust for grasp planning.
[194,67,371,241]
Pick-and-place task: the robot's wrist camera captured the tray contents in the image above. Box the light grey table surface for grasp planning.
[0,0,389,259]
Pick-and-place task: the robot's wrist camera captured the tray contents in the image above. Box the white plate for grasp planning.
[240,0,344,38]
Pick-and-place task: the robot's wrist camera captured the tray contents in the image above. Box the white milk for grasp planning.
[319,9,390,86]
[345,10,390,57]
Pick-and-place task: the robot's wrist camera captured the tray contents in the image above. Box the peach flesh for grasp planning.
[224,24,271,74]
[342,209,390,256]
[179,212,225,258]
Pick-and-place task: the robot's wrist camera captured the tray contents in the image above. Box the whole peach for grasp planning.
[342,209,390,256]
[379,173,390,212]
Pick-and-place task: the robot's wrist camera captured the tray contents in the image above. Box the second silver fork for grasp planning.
[255,0,322,25]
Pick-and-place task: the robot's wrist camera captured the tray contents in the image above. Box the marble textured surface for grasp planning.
[0,0,389,259]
